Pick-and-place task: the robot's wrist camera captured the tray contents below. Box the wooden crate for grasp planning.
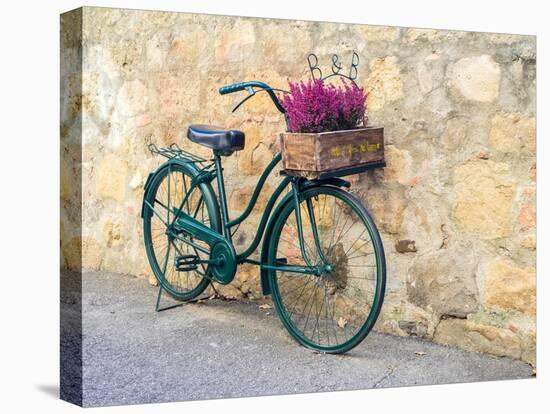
[280,127,385,179]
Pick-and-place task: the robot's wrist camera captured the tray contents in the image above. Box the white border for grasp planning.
[0,1,545,413]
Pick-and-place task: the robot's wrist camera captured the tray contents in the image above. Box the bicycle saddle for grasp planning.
[187,125,245,152]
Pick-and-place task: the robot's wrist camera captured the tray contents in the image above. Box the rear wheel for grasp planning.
[267,186,386,353]
[143,162,221,301]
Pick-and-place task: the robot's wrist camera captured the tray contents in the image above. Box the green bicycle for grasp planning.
[141,80,386,353]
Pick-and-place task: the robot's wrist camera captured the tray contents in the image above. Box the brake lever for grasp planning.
[231,86,257,113]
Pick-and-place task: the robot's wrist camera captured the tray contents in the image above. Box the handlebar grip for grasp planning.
[218,80,285,114]
[219,82,247,95]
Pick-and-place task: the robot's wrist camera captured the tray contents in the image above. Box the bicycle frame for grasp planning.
[212,150,296,265]
[157,149,351,282]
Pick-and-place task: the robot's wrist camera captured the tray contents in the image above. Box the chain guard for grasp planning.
[209,240,237,285]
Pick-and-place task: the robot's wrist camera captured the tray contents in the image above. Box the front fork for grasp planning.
[290,179,331,272]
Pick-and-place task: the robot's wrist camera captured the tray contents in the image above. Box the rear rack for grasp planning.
[147,142,211,165]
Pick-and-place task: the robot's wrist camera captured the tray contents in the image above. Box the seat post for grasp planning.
[213,151,232,242]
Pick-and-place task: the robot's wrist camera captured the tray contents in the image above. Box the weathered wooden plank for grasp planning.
[280,132,317,170]
[280,127,385,178]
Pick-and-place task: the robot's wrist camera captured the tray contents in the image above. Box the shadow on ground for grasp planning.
[36,384,59,399]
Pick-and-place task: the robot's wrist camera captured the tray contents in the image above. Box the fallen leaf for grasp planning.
[337,317,348,329]
[259,304,273,310]
[414,351,426,356]
[196,299,205,304]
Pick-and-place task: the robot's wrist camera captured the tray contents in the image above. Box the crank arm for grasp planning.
[175,254,224,272]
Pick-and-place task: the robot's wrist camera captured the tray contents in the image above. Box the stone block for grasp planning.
[407,242,479,317]
[434,318,522,360]
[448,55,500,102]
[364,56,403,111]
[453,160,514,239]
[95,155,128,202]
[485,258,536,315]
[489,112,535,154]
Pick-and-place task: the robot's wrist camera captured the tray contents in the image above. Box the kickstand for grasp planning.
[155,281,220,312]
[155,285,184,312]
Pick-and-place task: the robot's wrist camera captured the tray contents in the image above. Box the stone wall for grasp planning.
[60,7,536,364]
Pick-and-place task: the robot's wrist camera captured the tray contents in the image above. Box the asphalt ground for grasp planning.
[63,271,533,407]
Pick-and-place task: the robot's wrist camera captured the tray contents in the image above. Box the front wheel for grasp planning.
[267,186,386,353]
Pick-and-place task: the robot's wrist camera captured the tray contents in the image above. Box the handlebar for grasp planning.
[219,81,254,95]
[219,80,286,114]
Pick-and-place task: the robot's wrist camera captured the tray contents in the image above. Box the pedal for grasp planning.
[175,254,199,272]
[275,258,288,265]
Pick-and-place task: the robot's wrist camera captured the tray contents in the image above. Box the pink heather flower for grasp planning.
[281,78,368,133]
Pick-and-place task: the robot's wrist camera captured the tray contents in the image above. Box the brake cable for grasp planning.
[231,86,289,113]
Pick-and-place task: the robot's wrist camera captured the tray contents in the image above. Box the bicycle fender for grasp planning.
[259,191,294,295]
[301,177,350,190]
[140,158,213,219]
[258,178,350,295]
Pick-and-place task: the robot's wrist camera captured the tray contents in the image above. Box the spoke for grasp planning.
[346,274,376,278]
[161,242,172,275]
[343,228,369,257]
[335,292,351,343]
[290,279,311,316]
[280,221,318,266]
[346,243,374,262]
[154,242,168,264]
[302,280,320,337]
[183,173,191,215]
[144,200,169,227]
[281,275,314,301]
[346,265,376,270]
[151,232,168,242]
[171,240,187,288]
[312,281,325,345]
[279,235,317,263]
[330,213,355,254]
[347,253,376,261]
[167,168,171,224]
[279,236,303,252]
[154,198,171,214]
[277,275,309,288]
[192,195,204,219]
[328,196,343,253]
[287,278,313,321]
[323,283,331,346]
[328,285,341,344]
[279,231,316,260]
